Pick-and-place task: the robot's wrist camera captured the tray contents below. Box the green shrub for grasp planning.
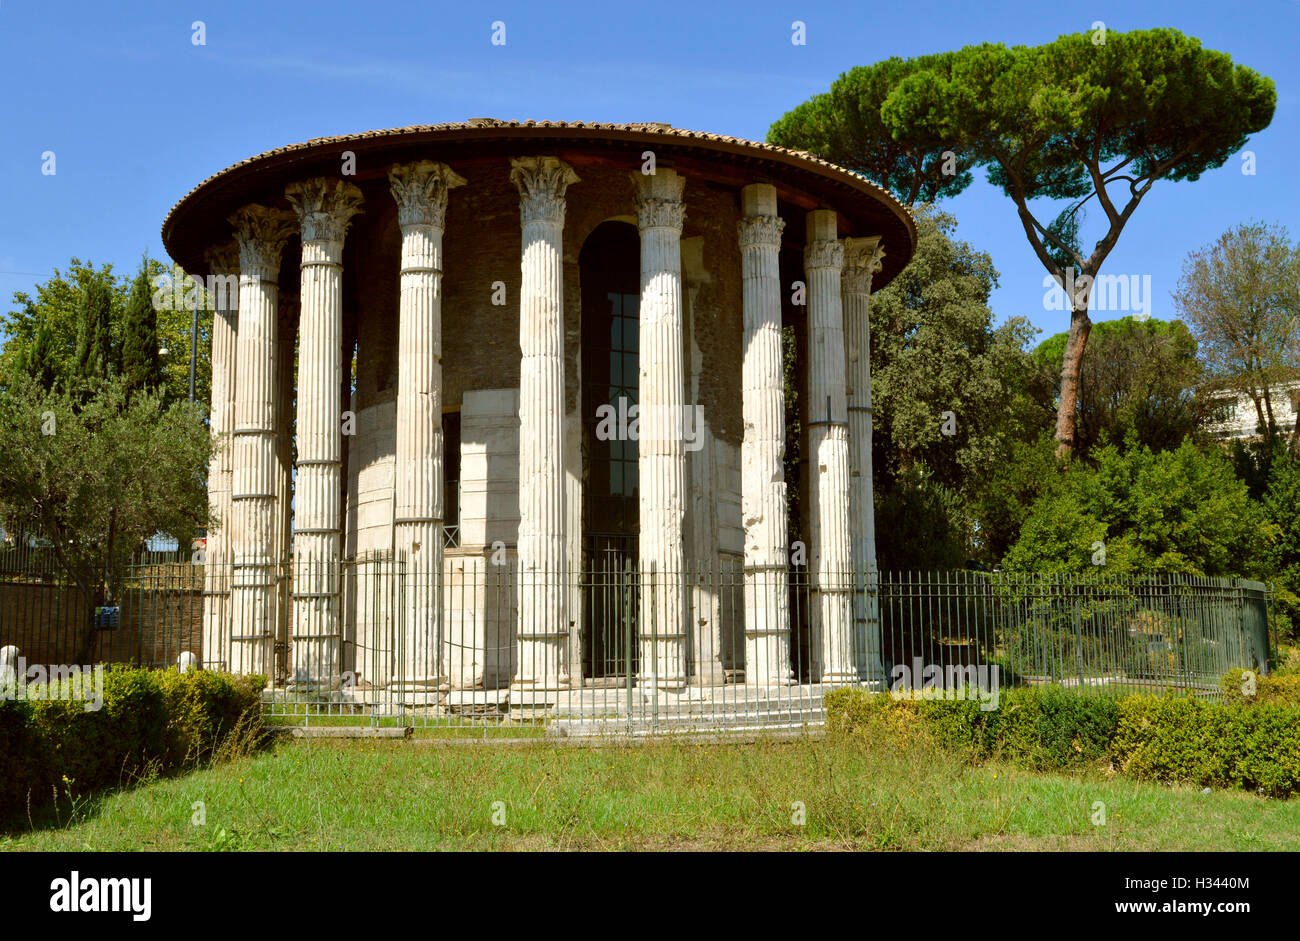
[1220,668,1300,706]
[29,667,169,798]
[908,686,1119,770]
[825,684,1300,797]
[0,699,40,816]
[1111,695,1300,797]
[1,667,265,828]
[156,670,265,767]
[1025,686,1120,768]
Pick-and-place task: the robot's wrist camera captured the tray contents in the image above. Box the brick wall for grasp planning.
[0,579,204,669]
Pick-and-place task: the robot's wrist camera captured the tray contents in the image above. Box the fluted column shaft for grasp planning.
[738,185,793,685]
[286,178,363,688]
[390,161,465,689]
[843,237,886,688]
[201,243,240,670]
[228,206,294,676]
[511,157,578,691]
[805,210,856,685]
[634,169,689,691]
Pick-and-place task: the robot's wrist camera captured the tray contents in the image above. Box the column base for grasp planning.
[820,670,862,688]
[510,678,571,693]
[691,662,729,687]
[390,676,449,693]
[639,674,690,692]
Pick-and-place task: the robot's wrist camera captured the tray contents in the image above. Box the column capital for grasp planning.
[804,238,844,272]
[204,240,242,276]
[842,236,885,295]
[388,161,466,229]
[738,214,785,251]
[510,156,580,226]
[285,177,364,247]
[632,169,685,233]
[228,205,296,279]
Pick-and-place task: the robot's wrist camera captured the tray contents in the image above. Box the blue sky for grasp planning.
[1,0,1295,346]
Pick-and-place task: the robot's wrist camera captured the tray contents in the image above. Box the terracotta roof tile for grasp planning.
[163,119,914,235]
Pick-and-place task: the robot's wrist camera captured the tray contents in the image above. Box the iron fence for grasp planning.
[0,547,1273,736]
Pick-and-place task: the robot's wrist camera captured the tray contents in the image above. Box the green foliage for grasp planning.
[30,668,169,797]
[1004,439,1271,576]
[767,54,973,205]
[0,373,211,653]
[827,685,1300,797]
[1034,317,1207,459]
[155,669,267,767]
[1,257,210,407]
[0,668,264,827]
[1043,206,1083,273]
[20,319,60,391]
[775,27,1275,455]
[827,686,1120,771]
[1220,668,1300,707]
[1174,222,1300,440]
[865,205,1052,565]
[1111,696,1300,798]
[968,434,1061,562]
[878,29,1274,208]
[1261,448,1300,641]
[119,260,165,399]
[0,699,40,817]
[871,206,1046,486]
[73,276,115,383]
[874,469,968,569]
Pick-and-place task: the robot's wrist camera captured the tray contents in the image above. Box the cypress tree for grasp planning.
[73,274,115,383]
[22,318,60,390]
[120,261,164,398]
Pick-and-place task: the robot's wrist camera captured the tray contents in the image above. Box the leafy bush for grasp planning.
[827,685,1119,771]
[1111,695,1300,797]
[0,699,40,816]
[156,669,266,767]
[1004,439,1271,578]
[1219,668,1300,706]
[28,668,169,798]
[1,667,264,827]
[913,686,1119,769]
[827,684,1299,797]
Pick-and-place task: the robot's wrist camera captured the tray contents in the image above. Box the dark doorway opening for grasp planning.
[581,221,640,679]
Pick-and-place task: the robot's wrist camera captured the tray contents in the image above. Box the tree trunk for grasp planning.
[1247,385,1268,438]
[1054,305,1093,460]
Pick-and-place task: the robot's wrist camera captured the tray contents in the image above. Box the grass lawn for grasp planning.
[4,734,1298,851]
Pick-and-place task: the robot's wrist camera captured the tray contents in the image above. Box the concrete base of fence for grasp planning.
[281,726,413,739]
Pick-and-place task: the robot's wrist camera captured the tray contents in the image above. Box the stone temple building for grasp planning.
[162,120,915,705]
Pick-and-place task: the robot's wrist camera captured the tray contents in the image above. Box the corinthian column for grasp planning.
[738,184,793,686]
[510,156,578,691]
[285,178,364,688]
[634,169,688,691]
[389,160,465,690]
[805,210,856,686]
[843,237,886,689]
[201,241,240,671]
[228,205,294,676]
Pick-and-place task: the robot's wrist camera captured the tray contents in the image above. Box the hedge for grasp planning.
[825,682,1300,798]
[1,667,265,826]
[1219,668,1300,707]
[1111,696,1300,798]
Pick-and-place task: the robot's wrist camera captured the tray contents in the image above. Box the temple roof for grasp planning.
[162,119,915,286]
